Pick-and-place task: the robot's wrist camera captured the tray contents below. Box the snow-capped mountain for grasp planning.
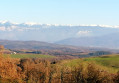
[0,21,119,43]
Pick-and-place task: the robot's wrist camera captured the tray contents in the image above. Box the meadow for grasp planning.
[84,54,119,68]
[60,54,119,73]
[4,53,55,58]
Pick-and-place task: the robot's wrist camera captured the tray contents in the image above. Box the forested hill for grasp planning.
[0,40,87,52]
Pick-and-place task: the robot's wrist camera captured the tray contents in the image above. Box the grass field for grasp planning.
[4,54,55,58]
[84,54,119,68]
[60,54,119,73]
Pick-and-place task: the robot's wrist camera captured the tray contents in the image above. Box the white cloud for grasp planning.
[79,24,119,28]
[24,22,40,26]
[76,30,92,37]
[79,24,97,27]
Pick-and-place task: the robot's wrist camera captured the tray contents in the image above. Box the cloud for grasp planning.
[76,30,92,37]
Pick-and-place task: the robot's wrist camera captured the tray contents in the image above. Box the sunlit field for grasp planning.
[4,54,55,58]
[59,54,119,73]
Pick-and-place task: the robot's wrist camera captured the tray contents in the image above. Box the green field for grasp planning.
[84,54,119,68]
[4,54,55,58]
[60,54,119,73]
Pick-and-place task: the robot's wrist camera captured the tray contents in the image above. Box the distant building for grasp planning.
[11,52,17,54]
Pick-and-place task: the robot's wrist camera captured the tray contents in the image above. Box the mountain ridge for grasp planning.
[56,32,119,49]
[0,21,119,43]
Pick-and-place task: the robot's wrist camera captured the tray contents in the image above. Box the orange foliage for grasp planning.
[0,45,119,83]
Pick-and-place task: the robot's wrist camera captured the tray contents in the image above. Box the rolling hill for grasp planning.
[0,40,88,53]
[56,33,119,49]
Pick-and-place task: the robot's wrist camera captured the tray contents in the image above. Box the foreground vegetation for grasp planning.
[0,55,119,83]
[0,46,119,83]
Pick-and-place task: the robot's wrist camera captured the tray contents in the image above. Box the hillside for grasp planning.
[0,40,88,53]
[1,53,119,83]
[56,33,119,49]
[64,54,119,72]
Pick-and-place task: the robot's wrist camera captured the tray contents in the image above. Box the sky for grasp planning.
[0,0,119,25]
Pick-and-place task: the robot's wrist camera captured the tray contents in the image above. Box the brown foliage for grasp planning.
[0,47,119,83]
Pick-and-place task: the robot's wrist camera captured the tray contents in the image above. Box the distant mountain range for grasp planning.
[56,33,119,49]
[1,21,119,49]
[0,21,119,42]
